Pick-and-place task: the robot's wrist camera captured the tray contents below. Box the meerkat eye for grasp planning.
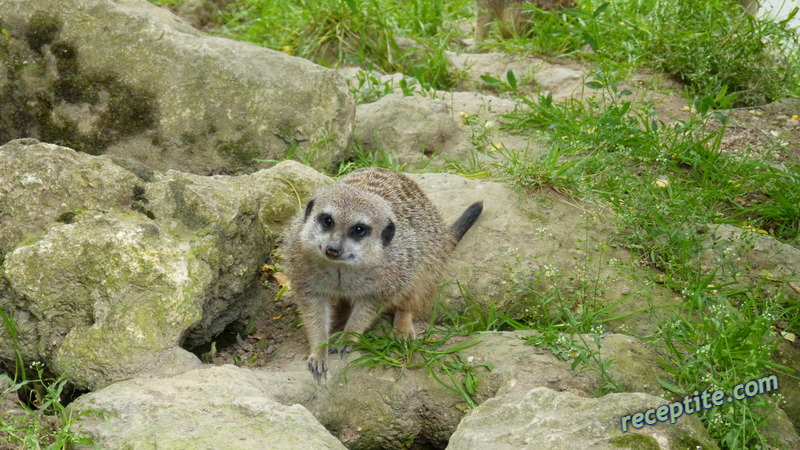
[318,214,334,230]
[349,224,371,239]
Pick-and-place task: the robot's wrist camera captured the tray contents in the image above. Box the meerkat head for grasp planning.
[297,184,396,267]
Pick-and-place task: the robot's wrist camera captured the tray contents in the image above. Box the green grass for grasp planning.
[497,77,799,447]
[217,0,473,90]
[483,0,800,106]
[335,319,492,408]
[657,293,792,448]
[154,0,800,106]
[334,142,404,176]
[0,309,95,449]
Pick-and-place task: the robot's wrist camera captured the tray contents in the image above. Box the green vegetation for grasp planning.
[439,277,626,396]
[658,296,791,448]
[501,78,799,276]
[219,0,474,90]
[0,308,94,448]
[336,319,492,408]
[213,0,799,105]
[485,0,800,106]
[334,142,404,176]
[496,76,799,447]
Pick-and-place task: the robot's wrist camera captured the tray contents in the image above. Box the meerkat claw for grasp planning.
[307,356,327,383]
[327,344,352,360]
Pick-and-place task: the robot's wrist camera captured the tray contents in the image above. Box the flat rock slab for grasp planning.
[447,387,718,450]
[72,365,342,449]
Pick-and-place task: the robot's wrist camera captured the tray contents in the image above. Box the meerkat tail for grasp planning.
[451,201,483,242]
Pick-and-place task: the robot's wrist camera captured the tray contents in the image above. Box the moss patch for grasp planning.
[217,132,260,167]
[0,14,159,155]
[168,181,208,230]
[24,12,61,52]
[56,211,78,224]
[609,433,660,449]
[131,185,156,220]
[109,156,156,182]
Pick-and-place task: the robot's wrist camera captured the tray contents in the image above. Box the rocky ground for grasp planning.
[1,0,799,449]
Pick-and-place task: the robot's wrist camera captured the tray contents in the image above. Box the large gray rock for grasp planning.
[0,138,140,252]
[447,387,718,450]
[0,139,329,389]
[353,93,472,168]
[72,365,344,449]
[4,213,211,387]
[0,0,354,174]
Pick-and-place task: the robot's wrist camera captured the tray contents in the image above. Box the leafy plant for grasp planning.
[480,69,518,93]
[0,308,95,448]
[346,70,423,104]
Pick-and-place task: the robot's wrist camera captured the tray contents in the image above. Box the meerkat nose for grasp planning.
[325,245,343,259]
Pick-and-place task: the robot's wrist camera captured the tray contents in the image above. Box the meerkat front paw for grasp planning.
[307,354,328,383]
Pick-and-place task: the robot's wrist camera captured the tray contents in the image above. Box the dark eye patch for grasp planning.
[303,199,315,222]
[349,223,371,240]
[381,220,395,246]
[317,213,334,230]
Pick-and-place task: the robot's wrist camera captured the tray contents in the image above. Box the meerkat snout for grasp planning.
[283,168,482,383]
[325,245,343,259]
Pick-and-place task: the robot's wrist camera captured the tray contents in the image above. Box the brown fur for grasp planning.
[282,168,482,382]
[476,0,577,39]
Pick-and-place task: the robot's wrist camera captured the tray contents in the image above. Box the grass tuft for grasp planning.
[0,308,95,448]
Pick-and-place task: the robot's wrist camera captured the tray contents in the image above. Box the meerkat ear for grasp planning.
[381,220,395,246]
[303,199,315,222]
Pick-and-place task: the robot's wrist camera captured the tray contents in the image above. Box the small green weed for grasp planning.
[334,143,404,176]
[480,69,518,93]
[0,308,95,449]
[346,70,435,105]
[336,320,492,408]
[435,282,520,334]
[504,260,634,394]
[1,362,95,449]
[658,293,794,448]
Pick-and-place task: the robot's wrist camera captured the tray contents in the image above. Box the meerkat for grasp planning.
[476,0,577,39]
[282,168,483,382]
